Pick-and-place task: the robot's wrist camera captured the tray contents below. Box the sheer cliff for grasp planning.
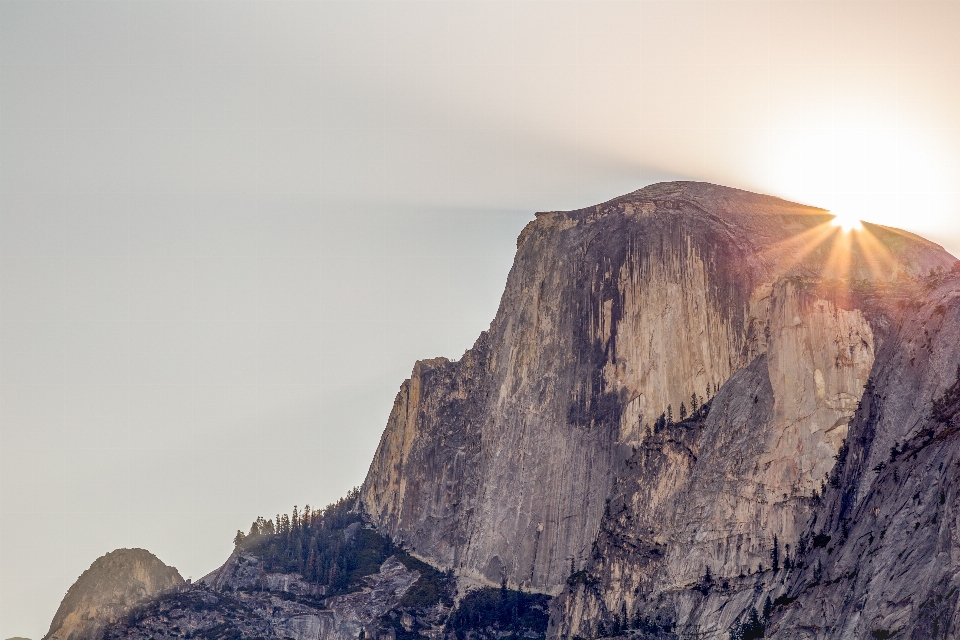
[359,181,958,636]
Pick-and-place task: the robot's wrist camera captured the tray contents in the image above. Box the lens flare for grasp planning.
[830,212,863,232]
[759,105,956,241]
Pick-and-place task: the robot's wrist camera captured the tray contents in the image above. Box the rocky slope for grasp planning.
[359,181,959,637]
[104,553,428,640]
[96,501,547,640]
[43,549,183,640]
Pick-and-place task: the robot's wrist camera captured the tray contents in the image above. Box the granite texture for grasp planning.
[359,181,959,637]
[43,549,183,640]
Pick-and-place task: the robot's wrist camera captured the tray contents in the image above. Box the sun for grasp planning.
[830,212,863,232]
[759,105,956,243]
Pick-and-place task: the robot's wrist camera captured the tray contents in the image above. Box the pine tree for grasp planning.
[771,534,780,572]
[654,413,666,434]
[679,402,687,421]
[234,530,245,546]
[746,608,763,639]
[667,405,673,425]
[691,393,699,413]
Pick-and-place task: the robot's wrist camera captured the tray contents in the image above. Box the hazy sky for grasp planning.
[2,1,960,638]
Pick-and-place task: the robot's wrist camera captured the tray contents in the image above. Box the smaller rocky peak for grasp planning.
[43,548,183,640]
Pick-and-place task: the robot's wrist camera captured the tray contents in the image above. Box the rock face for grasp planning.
[764,273,960,639]
[359,181,959,636]
[43,549,183,640]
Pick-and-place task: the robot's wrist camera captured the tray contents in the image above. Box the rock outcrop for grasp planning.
[43,549,183,640]
[359,181,959,636]
[105,554,425,640]
[97,506,546,640]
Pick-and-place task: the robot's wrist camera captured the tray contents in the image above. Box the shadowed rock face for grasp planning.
[43,549,183,640]
[359,181,958,636]
[104,553,426,640]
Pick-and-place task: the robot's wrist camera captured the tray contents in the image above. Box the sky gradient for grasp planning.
[2,2,960,638]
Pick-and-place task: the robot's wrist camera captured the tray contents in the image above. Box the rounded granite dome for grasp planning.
[43,549,183,640]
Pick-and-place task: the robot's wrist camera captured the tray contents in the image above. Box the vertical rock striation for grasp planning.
[360,179,955,633]
[765,271,960,639]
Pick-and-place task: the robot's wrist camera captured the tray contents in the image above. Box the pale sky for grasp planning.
[2,2,960,638]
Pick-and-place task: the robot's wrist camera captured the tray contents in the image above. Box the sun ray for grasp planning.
[759,220,841,274]
[823,224,854,281]
[852,225,897,281]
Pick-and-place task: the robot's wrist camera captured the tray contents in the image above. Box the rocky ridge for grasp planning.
[94,500,547,640]
[103,553,428,640]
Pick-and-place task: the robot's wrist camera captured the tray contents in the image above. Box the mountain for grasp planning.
[59,181,960,639]
[358,181,960,637]
[42,549,183,640]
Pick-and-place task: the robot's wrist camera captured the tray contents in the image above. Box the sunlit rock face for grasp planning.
[359,178,955,627]
[553,283,879,638]
[765,274,960,639]
[43,549,183,640]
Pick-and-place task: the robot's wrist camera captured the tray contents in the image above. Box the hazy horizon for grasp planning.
[3,1,960,638]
